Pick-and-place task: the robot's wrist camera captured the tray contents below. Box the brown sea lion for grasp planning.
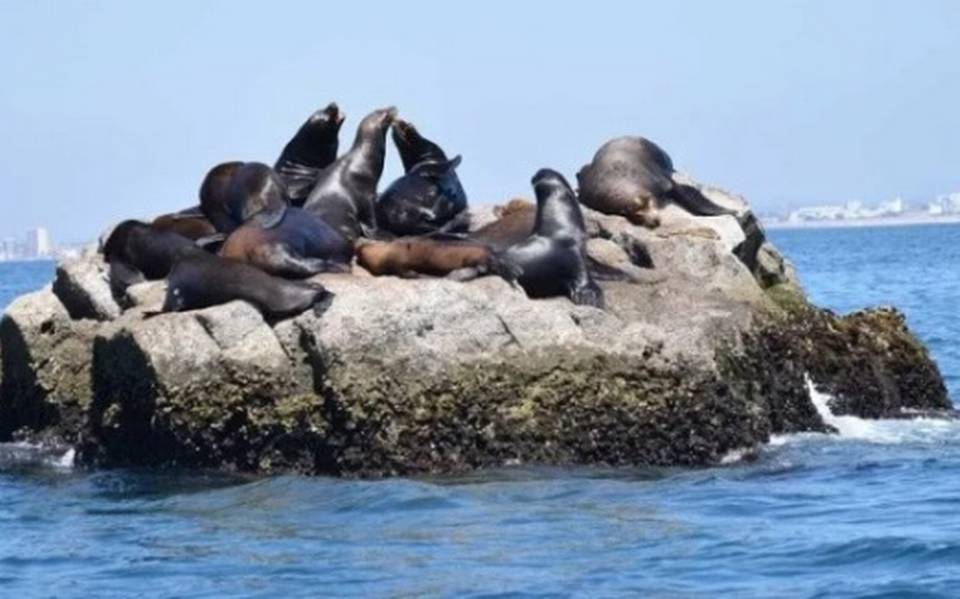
[219,206,352,278]
[355,237,502,281]
[576,136,737,228]
[469,199,536,251]
[151,210,217,241]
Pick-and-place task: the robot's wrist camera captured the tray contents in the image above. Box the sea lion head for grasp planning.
[391,118,450,171]
[357,106,398,138]
[161,283,187,313]
[226,162,289,229]
[530,168,586,239]
[200,161,245,232]
[531,168,572,199]
[300,102,345,148]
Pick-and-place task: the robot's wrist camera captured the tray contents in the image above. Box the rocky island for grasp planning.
[0,175,950,477]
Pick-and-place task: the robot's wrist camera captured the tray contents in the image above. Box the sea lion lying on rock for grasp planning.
[469,199,536,251]
[101,220,207,296]
[159,253,333,320]
[151,207,218,241]
[355,237,507,280]
[577,136,738,228]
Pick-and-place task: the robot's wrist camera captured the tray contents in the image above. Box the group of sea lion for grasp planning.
[102,102,743,319]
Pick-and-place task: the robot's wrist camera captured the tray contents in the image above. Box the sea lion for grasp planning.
[151,207,217,241]
[160,253,332,320]
[303,106,397,242]
[224,162,289,230]
[101,220,207,296]
[199,161,245,233]
[469,199,536,251]
[355,237,502,280]
[274,102,345,206]
[576,136,737,227]
[376,119,469,236]
[499,169,603,307]
[219,207,353,278]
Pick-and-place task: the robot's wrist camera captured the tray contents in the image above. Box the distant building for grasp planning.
[26,227,52,257]
[928,193,960,215]
[786,197,908,223]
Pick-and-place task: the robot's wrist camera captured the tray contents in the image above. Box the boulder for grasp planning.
[52,250,121,321]
[0,287,97,443]
[0,174,950,476]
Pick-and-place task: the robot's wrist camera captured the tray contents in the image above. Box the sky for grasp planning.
[1,1,959,243]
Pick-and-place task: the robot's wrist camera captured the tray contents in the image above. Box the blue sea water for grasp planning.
[1,225,959,598]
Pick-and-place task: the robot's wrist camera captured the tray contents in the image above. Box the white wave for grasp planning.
[0,441,76,470]
[720,447,750,464]
[805,376,960,445]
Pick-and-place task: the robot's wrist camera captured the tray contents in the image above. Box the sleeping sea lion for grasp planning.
[576,136,737,227]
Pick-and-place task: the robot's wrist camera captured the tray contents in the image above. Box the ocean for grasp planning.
[1,225,958,597]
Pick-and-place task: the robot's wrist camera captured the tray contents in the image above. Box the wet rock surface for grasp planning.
[0,176,950,476]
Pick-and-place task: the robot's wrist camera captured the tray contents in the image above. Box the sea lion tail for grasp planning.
[668,184,739,217]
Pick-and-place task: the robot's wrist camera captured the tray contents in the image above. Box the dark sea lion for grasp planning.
[469,199,537,251]
[224,162,289,230]
[274,102,345,206]
[499,169,603,307]
[355,237,502,280]
[161,253,332,320]
[376,119,469,236]
[101,220,207,296]
[199,161,245,233]
[576,136,737,227]
[303,106,397,242]
[219,207,352,278]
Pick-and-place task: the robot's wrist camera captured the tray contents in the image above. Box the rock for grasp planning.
[124,281,166,309]
[52,251,121,321]
[0,170,950,477]
[0,287,97,443]
[85,300,311,470]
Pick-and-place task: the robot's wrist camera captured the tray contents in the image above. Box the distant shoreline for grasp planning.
[763,215,960,230]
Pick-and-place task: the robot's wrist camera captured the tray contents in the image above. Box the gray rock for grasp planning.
[52,251,121,321]
[0,170,949,476]
[0,287,97,442]
[124,281,166,310]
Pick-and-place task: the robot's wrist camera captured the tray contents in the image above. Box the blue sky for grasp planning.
[1,1,958,243]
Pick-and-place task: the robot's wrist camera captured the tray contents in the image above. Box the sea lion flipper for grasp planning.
[668,184,738,217]
[569,279,605,309]
[585,256,634,282]
[253,244,349,278]
[196,233,226,251]
[108,260,146,300]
